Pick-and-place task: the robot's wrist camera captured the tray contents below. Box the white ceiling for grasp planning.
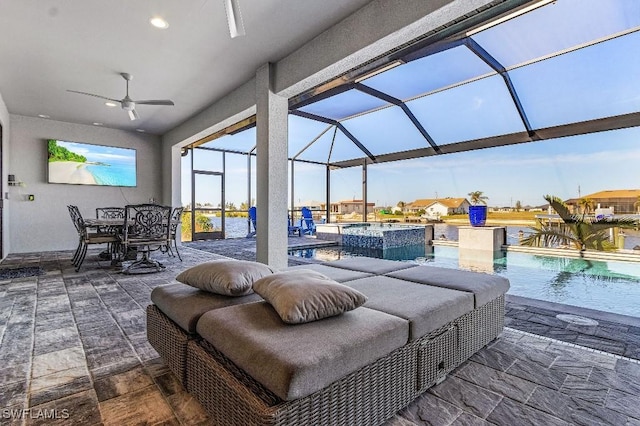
[0,0,374,135]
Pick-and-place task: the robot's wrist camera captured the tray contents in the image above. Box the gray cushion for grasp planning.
[344,276,474,340]
[253,270,367,324]
[387,266,510,308]
[286,263,373,283]
[197,302,408,401]
[175,259,275,296]
[326,257,418,275]
[151,283,261,333]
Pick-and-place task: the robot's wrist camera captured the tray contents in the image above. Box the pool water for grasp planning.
[289,245,640,318]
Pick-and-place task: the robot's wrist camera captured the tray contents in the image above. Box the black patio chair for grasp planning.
[161,206,184,261]
[67,205,119,271]
[120,204,172,274]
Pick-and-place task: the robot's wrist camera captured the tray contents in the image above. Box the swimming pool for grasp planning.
[289,245,640,318]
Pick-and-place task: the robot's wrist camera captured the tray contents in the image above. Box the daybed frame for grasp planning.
[147,294,504,426]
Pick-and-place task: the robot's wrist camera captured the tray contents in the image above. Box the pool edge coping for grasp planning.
[507,294,640,328]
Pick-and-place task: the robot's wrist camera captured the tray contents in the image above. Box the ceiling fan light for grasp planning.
[105,102,117,107]
[128,110,137,121]
[224,0,245,38]
[150,17,169,29]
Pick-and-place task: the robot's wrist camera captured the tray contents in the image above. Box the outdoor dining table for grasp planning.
[83,218,134,264]
[84,217,180,265]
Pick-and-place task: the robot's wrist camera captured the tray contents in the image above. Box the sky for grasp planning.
[57,140,136,165]
[181,0,640,210]
[183,126,640,209]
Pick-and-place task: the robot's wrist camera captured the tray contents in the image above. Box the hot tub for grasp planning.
[316,223,433,250]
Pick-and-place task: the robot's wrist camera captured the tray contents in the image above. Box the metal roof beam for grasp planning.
[464,37,533,135]
[400,37,466,63]
[336,123,376,162]
[328,111,640,168]
[289,109,336,125]
[289,83,355,110]
[354,83,441,153]
[289,110,376,162]
[292,125,333,160]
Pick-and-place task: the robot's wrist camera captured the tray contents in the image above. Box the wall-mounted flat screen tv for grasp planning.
[47,139,137,187]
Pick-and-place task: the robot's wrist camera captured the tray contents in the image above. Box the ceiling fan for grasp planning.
[67,73,174,121]
[224,0,245,38]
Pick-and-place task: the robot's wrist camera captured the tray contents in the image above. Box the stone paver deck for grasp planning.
[0,240,638,425]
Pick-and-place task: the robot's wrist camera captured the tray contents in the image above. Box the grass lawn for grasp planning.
[373,211,541,225]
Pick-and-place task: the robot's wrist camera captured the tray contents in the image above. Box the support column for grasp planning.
[362,160,367,222]
[256,63,288,269]
[325,165,331,223]
[246,152,252,236]
[290,159,295,224]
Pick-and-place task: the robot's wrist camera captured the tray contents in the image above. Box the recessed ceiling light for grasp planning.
[38,114,50,119]
[150,17,169,29]
[136,129,146,133]
[105,102,117,107]
[93,122,103,126]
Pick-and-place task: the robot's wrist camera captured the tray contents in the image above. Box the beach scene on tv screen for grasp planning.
[48,139,136,187]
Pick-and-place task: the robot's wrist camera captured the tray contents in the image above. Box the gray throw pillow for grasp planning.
[176,260,275,296]
[253,269,368,324]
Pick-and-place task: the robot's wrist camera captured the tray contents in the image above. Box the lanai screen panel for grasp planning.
[298,89,389,121]
[329,130,378,163]
[340,105,430,156]
[471,0,640,68]
[201,127,256,154]
[361,45,494,100]
[294,127,336,163]
[406,75,526,145]
[510,32,640,129]
[193,147,223,171]
[288,0,640,167]
[288,114,333,160]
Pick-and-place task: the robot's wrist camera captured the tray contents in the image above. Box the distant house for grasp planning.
[422,198,470,219]
[488,206,512,213]
[404,197,470,219]
[295,201,324,211]
[330,199,375,215]
[565,189,640,214]
[404,198,438,214]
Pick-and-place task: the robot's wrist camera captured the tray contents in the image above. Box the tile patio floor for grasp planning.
[0,240,639,425]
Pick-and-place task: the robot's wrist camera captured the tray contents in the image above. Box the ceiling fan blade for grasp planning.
[128,109,139,121]
[224,0,245,38]
[67,90,120,103]
[134,100,175,106]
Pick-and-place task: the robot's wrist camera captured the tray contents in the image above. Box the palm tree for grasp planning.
[521,195,635,252]
[577,197,595,215]
[467,191,488,205]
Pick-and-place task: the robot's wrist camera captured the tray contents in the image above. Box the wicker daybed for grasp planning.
[147,257,509,426]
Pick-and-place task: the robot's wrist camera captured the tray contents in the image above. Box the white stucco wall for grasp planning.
[8,115,162,253]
